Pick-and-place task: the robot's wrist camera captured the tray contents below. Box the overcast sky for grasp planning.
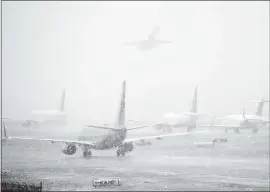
[2,1,269,124]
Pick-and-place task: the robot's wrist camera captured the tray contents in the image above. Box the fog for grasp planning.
[2,1,269,125]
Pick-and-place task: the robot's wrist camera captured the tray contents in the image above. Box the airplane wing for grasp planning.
[261,120,270,126]
[85,123,167,131]
[84,125,119,131]
[5,136,95,147]
[124,130,207,143]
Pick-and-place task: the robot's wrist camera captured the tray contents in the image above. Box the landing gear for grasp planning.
[234,128,240,133]
[187,124,196,132]
[116,150,125,157]
[166,127,172,133]
[116,142,134,157]
[252,128,258,134]
[187,126,192,132]
[83,149,92,157]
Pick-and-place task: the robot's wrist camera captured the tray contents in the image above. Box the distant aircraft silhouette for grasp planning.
[123,26,172,51]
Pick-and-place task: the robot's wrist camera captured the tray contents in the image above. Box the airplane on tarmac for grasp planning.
[123,26,172,51]
[208,98,270,133]
[135,87,207,133]
[22,89,68,129]
[3,81,206,157]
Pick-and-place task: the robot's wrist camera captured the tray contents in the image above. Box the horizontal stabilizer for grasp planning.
[183,112,199,116]
[84,125,119,131]
[249,100,269,103]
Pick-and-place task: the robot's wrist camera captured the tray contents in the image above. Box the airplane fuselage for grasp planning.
[138,40,159,51]
[23,112,68,128]
[162,113,197,128]
[217,114,268,130]
[78,129,127,151]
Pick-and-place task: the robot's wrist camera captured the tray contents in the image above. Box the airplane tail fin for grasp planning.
[2,122,8,139]
[249,98,269,116]
[148,26,160,40]
[116,81,126,128]
[190,87,198,113]
[60,88,66,112]
[242,108,247,119]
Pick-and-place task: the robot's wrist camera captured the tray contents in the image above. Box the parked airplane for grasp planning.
[123,26,172,51]
[209,98,269,133]
[128,87,204,133]
[153,87,208,132]
[22,89,67,129]
[3,81,206,157]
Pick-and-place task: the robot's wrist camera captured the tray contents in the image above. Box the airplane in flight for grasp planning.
[123,26,172,51]
[209,98,270,133]
[3,81,206,157]
[22,89,68,129]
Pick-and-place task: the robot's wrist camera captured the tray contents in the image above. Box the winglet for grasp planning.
[127,122,168,131]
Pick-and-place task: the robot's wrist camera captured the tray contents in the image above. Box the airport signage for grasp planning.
[92,177,122,188]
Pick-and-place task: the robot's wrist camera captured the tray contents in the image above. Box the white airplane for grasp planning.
[22,89,68,129]
[209,98,270,133]
[128,87,204,133]
[123,26,172,51]
[3,81,206,157]
[152,87,208,133]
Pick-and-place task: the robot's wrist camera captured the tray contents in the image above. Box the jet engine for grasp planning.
[125,142,134,152]
[119,142,134,153]
[62,143,77,155]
